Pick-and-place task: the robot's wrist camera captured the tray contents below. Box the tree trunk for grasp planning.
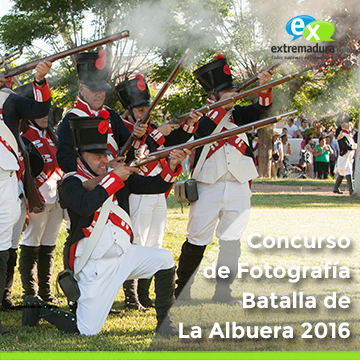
[257,125,273,177]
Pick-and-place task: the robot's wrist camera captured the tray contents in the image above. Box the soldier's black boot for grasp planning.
[19,245,39,297]
[346,175,354,195]
[212,239,242,305]
[0,250,12,336]
[174,240,206,300]
[37,245,60,304]
[22,296,78,333]
[333,175,344,194]
[138,278,155,308]
[123,280,148,312]
[2,248,22,310]
[154,266,178,336]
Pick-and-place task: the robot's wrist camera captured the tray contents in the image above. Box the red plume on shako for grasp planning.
[215,53,231,75]
[97,120,109,134]
[95,50,107,70]
[223,64,231,75]
[99,109,110,119]
[135,74,146,91]
[98,109,110,134]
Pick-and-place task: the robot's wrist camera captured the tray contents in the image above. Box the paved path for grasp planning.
[251,183,346,196]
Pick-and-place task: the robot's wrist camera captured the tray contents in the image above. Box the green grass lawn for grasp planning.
[252,177,336,187]
[1,179,359,351]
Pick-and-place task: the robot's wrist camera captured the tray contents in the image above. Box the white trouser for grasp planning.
[0,168,21,251]
[187,180,251,246]
[21,202,63,247]
[335,152,354,176]
[74,243,174,335]
[129,193,167,248]
[11,195,27,249]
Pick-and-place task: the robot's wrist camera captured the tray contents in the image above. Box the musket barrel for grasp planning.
[117,48,191,158]
[0,50,21,66]
[0,31,130,78]
[171,67,311,124]
[128,109,298,167]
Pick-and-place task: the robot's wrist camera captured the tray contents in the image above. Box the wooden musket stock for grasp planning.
[170,67,311,125]
[127,110,299,168]
[0,31,130,78]
[117,48,191,159]
[17,138,45,213]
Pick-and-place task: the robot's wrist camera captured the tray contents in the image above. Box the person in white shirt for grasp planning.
[284,118,298,138]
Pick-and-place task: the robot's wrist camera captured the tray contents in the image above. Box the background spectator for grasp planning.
[271,132,283,177]
[280,134,292,171]
[313,135,333,179]
[298,119,309,136]
[302,135,314,178]
[327,135,338,178]
[284,118,298,138]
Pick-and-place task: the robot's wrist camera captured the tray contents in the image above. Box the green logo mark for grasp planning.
[303,21,335,42]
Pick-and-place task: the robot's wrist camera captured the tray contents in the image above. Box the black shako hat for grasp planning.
[74,52,111,91]
[193,54,234,96]
[115,74,151,109]
[69,115,111,155]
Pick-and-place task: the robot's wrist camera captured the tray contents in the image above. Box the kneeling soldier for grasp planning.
[22,113,190,336]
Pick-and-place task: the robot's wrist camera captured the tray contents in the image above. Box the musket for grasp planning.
[78,110,297,193]
[117,48,192,158]
[234,59,285,92]
[170,67,311,125]
[0,56,21,71]
[127,110,298,168]
[0,31,130,78]
[0,50,21,67]
[1,52,22,87]
[17,137,45,213]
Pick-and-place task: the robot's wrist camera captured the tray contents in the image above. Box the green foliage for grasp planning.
[0,13,56,49]
[1,0,359,123]
[0,0,91,50]
[291,66,359,122]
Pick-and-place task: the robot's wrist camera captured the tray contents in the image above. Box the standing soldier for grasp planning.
[2,86,45,311]
[22,115,190,336]
[115,75,201,311]
[17,84,64,304]
[56,51,146,174]
[0,61,52,336]
[175,54,274,303]
[333,115,357,195]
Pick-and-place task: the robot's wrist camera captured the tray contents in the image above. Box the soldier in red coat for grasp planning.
[22,115,191,336]
[175,54,274,304]
[0,60,52,336]
[19,97,64,304]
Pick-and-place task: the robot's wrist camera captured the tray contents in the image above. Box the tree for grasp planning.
[152,0,360,176]
[0,0,231,112]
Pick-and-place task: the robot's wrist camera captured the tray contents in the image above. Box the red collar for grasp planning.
[76,164,95,180]
[74,97,105,116]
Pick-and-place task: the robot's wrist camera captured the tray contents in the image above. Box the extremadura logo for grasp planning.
[271,15,335,55]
